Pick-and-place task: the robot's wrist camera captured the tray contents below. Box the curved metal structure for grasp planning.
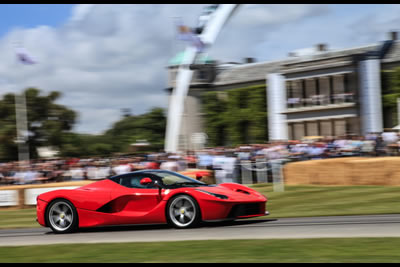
[165,4,240,153]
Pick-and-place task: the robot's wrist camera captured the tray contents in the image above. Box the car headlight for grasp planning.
[195,189,228,199]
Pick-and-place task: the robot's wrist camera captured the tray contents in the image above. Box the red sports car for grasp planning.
[36,170,268,233]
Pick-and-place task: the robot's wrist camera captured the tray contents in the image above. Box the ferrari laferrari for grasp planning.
[36,170,268,233]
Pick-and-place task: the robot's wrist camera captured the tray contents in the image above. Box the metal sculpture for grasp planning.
[165,4,240,152]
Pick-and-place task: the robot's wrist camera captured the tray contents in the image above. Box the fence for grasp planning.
[0,163,287,209]
[0,180,94,209]
[213,158,287,191]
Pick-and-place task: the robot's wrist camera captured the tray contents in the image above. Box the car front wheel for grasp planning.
[46,199,78,234]
[166,194,201,229]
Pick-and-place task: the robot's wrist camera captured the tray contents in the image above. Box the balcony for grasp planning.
[287,93,355,107]
[285,93,356,113]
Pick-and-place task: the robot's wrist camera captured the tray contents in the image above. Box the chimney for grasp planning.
[316,43,328,52]
[244,57,255,64]
[389,31,398,41]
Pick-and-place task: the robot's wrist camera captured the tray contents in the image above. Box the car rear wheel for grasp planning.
[167,194,201,229]
[46,199,78,234]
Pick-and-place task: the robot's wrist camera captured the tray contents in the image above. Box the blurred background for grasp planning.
[1,4,400,263]
[0,4,400,186]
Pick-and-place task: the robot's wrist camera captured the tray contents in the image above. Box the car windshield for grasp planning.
[148,171,207,188]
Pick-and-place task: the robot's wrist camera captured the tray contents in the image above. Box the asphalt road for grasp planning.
[1,214,400,247]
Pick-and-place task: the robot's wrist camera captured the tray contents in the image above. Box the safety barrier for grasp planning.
[211,159,286,186]
[0,181,94,209]
[0,165,286,209]
[0,169,214,209]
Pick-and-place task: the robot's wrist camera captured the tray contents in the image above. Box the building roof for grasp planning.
[172,37,400,88]
[213,59,289,86]
[382,40,400,63]
[212,43,384,86]
[168,51,214,66]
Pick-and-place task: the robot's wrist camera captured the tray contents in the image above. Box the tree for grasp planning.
[0,86,167,160]
[382,67,400,127]
[58,133,113,158]
[104,107,167,154]
[202,91,228,146]
[0,88,77,161]
[202,84,268,146]
[59,107,167,158]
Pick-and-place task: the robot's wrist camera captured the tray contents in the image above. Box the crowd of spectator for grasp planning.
[1,131,400,186]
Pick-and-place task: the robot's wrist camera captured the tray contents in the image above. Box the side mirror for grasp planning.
[196,173,203,180]
[140,177,152,185]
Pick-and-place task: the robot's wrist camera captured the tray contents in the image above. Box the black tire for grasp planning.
[166,194,201,229]
[45,199,79,234]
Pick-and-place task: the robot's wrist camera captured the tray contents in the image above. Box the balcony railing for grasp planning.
[287,93,355,108]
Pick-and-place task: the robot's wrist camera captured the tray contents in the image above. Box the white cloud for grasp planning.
[1,4,394,135]
[0,4,202,134]
[346,6,400,45]
[206,4,331,62]
[69,4,95,23]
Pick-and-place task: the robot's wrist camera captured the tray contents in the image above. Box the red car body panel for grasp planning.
[36,173,268,229]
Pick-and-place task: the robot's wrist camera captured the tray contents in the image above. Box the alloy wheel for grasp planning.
[168,195,198,228]
[48,200,75,233]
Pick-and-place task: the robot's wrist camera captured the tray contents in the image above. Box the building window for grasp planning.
[306,121,318,136]
[346,117,359,135]
[287,80,302,108]
[288,123,294,140]
[332,75,345,104]
[318,77,330,105]
[334,119,346,137]
[293,122,305,140]
[198,70,207,81]
[320,120,333,137]
[287,81,294,109]
[304,79,316,107]
[329,76,334,104]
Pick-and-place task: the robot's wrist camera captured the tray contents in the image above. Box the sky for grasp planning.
[0,4,399,134]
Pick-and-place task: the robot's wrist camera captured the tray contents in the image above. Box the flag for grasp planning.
[15,47,37,65]
[175,18,206,53]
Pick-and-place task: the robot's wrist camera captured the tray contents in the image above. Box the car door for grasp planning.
[111,172,164,225]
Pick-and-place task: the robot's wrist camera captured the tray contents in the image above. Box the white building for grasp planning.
[165,32,400,150]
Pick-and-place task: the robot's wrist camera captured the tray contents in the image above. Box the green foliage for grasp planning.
[202,84,268,146]
[0,87,166,160]
[0,88,77,161]
[59,107,167,158]
[382,68,400,108]
[381,67,400,126]
[58,133,112,158]
[202,91,228,146]
[104,107,166,154]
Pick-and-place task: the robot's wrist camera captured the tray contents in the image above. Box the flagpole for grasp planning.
[13,44,36,167]
[15,91,30,166]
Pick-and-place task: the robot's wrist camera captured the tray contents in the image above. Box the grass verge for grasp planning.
[1,238,400,262]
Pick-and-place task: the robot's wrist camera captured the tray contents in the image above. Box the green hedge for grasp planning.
[202,84,268,146]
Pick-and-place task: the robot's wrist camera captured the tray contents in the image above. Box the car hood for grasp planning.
[192,183,266,202]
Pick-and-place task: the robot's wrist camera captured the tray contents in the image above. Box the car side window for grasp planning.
[119,173,156,189]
